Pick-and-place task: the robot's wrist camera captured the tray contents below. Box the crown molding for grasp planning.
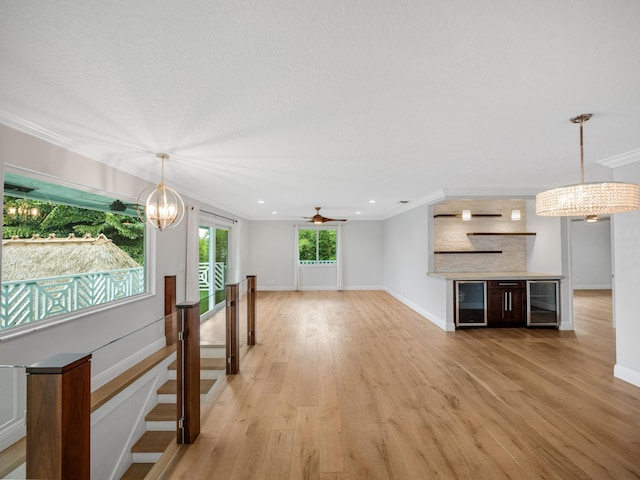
[598,148,640,168]
[0,111,75,149]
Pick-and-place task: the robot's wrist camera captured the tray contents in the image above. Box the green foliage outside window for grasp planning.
[298,229,337,263]
[2,197,145,264]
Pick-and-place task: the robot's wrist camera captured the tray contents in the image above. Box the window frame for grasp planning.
[0,168,153,340]
[297,226,338,266]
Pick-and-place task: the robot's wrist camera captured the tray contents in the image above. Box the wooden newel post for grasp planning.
[164,275,178,345]
[226,283,240,374]
[26,353,91,480]
[176,301,200,444]
[247,275,257,346]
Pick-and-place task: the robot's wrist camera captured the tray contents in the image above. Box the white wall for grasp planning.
[383,204,447,328]
[525,199,563,274]
[611,161,640,388]
[341,221,383,289]
[248,221,296,290]
[248,220,384,290]
[570,219,612,289]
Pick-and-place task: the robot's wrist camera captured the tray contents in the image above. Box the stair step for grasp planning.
[131,430,174,454]
[145,403,176,422]
[168,357,226,370]
[200,345,226,357]
[169,367,222,381]
[157,379,216,395]
[120,462,154,480]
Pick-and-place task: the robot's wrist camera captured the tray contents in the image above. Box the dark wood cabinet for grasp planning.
[487,280,526,327]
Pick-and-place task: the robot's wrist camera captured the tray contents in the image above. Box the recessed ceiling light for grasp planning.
[258,200,265,204]
[369,200,376,204]
[272,211,277,214]
[355,211,361,214]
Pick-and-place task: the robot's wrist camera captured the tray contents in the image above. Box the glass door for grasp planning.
[527,280,560,327]
[214,228,229,306]
[198,226,229,314]
[455,281,487,327]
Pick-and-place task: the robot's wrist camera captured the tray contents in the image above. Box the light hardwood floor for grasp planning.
[162,289,640,479]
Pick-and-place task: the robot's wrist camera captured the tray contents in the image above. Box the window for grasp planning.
[298,228,337,264]
[1,172,146,332]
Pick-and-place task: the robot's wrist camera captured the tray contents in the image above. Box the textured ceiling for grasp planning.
[2,1,640,221]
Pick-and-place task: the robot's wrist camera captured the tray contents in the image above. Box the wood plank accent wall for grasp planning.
[434,199,528,272]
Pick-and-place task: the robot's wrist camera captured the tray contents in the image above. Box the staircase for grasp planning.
[120,346,226,480]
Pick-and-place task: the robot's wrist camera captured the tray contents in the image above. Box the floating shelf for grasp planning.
[466,232,536,236]
[434,250,503,254]
[434,214,502,218]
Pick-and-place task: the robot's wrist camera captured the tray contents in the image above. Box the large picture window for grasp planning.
[1,172,146,332]
[298,228,337,265]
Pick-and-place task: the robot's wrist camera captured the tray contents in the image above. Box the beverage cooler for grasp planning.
[526,280,560,327]
[455,281,487,327]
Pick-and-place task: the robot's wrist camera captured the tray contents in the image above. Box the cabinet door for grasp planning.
[527,281,560,327]
[487,281,526,327]
[455,281,487,327]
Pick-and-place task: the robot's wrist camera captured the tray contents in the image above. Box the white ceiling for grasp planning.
[2,1,640,221]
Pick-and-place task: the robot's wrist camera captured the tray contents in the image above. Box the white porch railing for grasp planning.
[1,267,145,330]
[198,262,226,291]
[298,260,337,265]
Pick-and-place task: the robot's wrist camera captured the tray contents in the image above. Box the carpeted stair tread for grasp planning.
[145,403,176,421]
[131,430,174,453]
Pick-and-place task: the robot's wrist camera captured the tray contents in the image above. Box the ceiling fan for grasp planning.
[107,199,138,212]
[304,207,347,224]
[571,215,610,223]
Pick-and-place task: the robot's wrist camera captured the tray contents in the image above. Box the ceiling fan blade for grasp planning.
[304,207,348,223]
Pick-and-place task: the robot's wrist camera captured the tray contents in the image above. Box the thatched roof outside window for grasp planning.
[2,233,140,282]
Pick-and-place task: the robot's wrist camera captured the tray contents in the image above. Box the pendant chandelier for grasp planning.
[536,114,639,216]
[137,153,185,231]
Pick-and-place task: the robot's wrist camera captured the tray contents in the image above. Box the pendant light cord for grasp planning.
[579,117,585,184]
[570,113,591,184]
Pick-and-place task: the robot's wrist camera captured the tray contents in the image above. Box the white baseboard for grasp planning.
[257,285,295,291]
[383,288,451,331]
[0,421,26,453]
[258,285,385,291]
[341,285,385,291]
[614,364,640,389]
[91,337,166,391]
